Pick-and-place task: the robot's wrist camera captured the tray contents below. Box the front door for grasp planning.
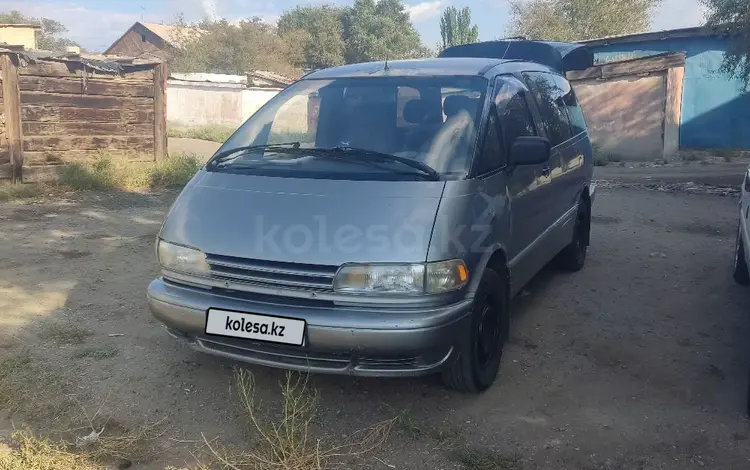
[475,75,549,294]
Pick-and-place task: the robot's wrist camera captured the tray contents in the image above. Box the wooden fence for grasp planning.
[0,51,167,182]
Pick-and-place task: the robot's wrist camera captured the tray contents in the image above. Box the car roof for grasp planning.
[302,57,558,80]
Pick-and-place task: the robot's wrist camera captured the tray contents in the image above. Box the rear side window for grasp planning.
[556,75,587,135]
[522,71,572,146]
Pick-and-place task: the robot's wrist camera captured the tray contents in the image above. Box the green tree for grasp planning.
[439,6,479,51]
[0,10,79,50]
[701,0,750,89]
[507,0,663,42]
[341,0,430,63]
[170,18,301,76]
[278,5,346,69]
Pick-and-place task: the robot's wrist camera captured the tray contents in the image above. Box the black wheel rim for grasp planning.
[475,296,501,368]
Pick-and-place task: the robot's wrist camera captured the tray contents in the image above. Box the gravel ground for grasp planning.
[1,182,749,469]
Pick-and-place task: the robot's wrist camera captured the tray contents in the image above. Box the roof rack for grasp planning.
[438,40,593,74]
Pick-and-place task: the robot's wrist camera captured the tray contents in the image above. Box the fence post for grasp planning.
[664,65,684,160]
[1,53,23,183]
[153,61,167,161]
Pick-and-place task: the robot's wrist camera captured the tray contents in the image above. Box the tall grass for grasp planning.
[167,124,236,143]
[57,154,202,192]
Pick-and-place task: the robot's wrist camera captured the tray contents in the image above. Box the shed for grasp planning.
[0,24,41,50]
[0,49,167,182]
[579,25,750,151]
[567,52,686,160]
[104,22,205,60]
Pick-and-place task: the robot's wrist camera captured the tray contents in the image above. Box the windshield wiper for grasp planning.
[208,143,441,181]
[321,146,441,181]
[208,142,302,167]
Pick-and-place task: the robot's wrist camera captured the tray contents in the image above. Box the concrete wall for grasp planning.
[167,80,280,127]
[574,74,666,160]
[0,27,37,49]
[591,36,750,150]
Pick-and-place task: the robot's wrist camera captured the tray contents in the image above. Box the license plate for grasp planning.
[205,309,306,346]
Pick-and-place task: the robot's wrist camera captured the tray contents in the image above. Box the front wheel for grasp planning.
[441,268,509,393]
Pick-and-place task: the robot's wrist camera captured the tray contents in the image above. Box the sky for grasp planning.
[0,0,709,52]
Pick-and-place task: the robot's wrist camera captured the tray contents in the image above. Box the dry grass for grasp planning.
[188,368,395,470]
[168,124,236,143]
[0,417,165,470]
[0,431,102,470]
[37,324,93,346]
[0,351,75,422]
[0,183,42,202]
[57,153,202,192]
[71,345,119,360]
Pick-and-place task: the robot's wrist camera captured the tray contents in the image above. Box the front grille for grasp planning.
[205,254,338,292]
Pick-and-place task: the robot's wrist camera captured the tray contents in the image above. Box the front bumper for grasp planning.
[147,278,473,377]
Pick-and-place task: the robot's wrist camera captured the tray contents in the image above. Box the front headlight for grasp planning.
[157,240,210,275]
[333,260,468,295]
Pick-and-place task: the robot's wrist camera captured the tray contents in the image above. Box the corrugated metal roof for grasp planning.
[579,25,733,47]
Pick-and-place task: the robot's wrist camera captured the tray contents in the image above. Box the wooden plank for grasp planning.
[20,91,152,108]
[23,150,155,166]
[0,164,60,183]
[663,65,685,159]
[567,67,602,81]
[2,54,23,183]
[23,136,155,152]
[23,121,154,136]
[21,105,153,123]
[601,53,686,79]
[19,76,155,98]
[19,61,155,80]
[153,62,167,161]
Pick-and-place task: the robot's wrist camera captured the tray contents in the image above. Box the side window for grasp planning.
[557,76,587,135]
[475,110,503,175]
[498,90,537,152]
[522,72,572,146]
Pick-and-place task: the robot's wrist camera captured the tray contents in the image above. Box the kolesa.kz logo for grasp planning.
[225,316,285,337]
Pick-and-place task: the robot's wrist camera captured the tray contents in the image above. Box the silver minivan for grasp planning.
[148,40,596,392]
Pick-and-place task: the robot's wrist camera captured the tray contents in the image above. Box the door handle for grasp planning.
[541,165,551,177]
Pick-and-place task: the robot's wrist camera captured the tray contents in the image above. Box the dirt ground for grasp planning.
[2,175,750,469]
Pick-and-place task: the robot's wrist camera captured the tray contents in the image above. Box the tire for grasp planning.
[441,268,509,393]
[733,222,750,285]
[557,201,590,272]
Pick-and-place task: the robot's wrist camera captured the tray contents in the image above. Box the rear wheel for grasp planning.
[733,222,750,285]
[557,201,590,272]
[442,268,509,393]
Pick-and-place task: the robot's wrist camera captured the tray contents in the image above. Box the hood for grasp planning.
[160,170,446,266]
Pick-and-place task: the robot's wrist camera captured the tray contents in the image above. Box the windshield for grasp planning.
[211,75,489,179]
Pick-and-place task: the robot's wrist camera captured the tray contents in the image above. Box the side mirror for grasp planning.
[510,136,551,166]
